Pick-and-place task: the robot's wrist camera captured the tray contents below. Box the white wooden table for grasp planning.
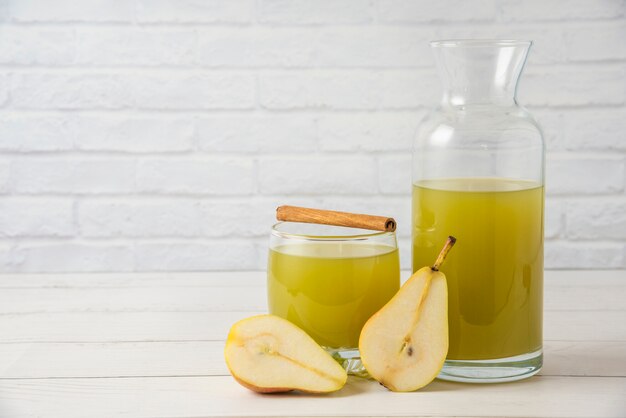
[0,270,625,418]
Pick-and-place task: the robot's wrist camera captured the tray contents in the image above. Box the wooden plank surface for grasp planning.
[1,310,624,343]
[0,311,256,343]
[2,340,625,379]
[0,270,622,288]
[0,271,623,315]
[0,271,263,288]
[0,286,267,313]
[0,282,624,313]
[0,376,624,418]
[0,270,625,418]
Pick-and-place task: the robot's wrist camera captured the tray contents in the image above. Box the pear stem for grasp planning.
[431,236,457,271]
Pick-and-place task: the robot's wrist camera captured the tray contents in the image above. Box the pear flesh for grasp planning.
[224,314,347,393]
[359,237,455,392]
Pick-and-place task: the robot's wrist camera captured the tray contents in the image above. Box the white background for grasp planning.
[0,0,624,272]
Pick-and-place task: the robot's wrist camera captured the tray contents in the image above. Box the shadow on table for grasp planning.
[423,374,543,391]
[250,373,541,399]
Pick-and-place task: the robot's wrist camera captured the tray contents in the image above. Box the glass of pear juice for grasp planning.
[412,177,544,381]
[267,222,400,374]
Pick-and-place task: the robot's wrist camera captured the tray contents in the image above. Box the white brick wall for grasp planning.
[0,0,624,272]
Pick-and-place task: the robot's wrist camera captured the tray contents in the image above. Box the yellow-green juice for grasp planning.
[412,178,543,360]
[267,243,399,348]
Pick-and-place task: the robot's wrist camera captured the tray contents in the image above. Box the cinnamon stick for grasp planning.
[276,205,396,232]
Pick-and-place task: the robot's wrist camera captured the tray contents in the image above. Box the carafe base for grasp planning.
[438,349,542,383]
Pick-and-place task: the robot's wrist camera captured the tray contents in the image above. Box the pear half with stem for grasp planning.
[224,314,347,393]
[359,236,456,392]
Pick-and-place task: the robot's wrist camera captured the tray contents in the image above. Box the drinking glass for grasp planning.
[267,222,400,374]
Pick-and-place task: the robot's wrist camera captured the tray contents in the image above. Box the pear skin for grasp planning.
[359,236,456,392]
[224,314,347,394]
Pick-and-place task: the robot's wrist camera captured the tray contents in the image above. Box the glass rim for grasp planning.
[430,39,533,48]
[271,221,396,241]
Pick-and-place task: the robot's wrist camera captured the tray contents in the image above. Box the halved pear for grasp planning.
[359,236,456,392]
[224,314,347,393]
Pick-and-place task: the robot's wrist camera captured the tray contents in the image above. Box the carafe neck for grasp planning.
[431,40,531,107]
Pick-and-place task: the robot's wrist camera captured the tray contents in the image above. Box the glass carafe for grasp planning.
[412,40,544,382]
